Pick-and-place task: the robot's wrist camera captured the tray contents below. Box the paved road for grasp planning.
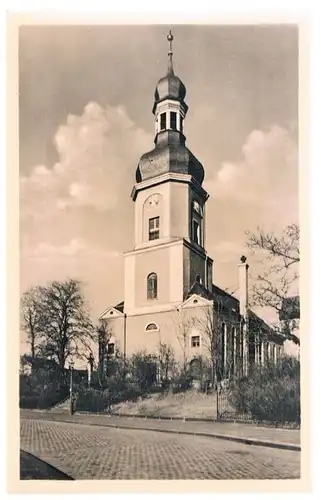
[20,418,300,480]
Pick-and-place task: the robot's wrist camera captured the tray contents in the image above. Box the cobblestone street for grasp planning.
[20,418,300,480]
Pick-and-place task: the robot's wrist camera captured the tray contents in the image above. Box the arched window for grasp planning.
[147,273,158,300]
[145,322,159,331]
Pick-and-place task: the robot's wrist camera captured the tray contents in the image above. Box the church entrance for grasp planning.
[189,358,202,380]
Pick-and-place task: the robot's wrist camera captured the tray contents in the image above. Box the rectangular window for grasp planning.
[170,111,177,130]
[191,335,200,348]
[149,216,160,241]
[180,115,183,133]
[107,343,115,355]
[192,219,200,245]
[160,112,166,131]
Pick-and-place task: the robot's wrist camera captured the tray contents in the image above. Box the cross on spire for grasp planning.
[167,30,174,74]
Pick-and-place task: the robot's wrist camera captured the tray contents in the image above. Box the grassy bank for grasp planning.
[110,390,220,419]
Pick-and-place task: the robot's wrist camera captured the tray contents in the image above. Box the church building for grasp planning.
[99,31,285,381]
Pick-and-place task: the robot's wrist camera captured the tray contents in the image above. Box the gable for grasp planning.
[179,293,213,310]
[99,306,124,320]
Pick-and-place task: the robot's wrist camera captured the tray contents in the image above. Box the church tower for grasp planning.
[124,31,213,316]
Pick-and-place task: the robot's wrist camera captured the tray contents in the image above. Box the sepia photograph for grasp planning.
[16,21,302,486]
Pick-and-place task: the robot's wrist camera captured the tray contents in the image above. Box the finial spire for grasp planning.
[167,30,174,74]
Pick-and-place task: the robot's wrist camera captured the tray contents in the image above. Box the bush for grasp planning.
[130,351,157,392]
[75,388,110,412]
[228,356,300,422]
[19,369,69,409]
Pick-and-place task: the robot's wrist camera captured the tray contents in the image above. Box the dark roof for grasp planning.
[153,72,187,111]
[248,310,274,335]
[279,296,300,321]
[136,132,204,186]
[187,281,240,318]
[114,301,124,313]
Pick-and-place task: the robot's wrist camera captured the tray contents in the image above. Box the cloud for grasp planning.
[24,239,120,260]
[20,102,152,302]
[20,102,152,216]
[205,124,298,222]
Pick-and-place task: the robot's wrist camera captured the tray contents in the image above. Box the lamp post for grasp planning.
[69,360,74,415]
[88,354,94,388]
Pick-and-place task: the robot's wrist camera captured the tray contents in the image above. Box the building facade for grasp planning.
[99,32,285,380]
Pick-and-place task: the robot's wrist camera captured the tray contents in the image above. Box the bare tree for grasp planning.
[196,303,219,386]
[246,224,300,345]
[95,320,113,385]
[173,310,195,376]
[20,287,43,361]
[197,299,240,386]
[157,342,176,387]
[36,279,94,375]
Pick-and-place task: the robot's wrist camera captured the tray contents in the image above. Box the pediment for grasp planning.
[179,293,213,310]
[99,306,124,320]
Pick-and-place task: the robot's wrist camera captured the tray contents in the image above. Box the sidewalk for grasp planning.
[20,410,301,451]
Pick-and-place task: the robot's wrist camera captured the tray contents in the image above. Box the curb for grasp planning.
[103,413,299,429]
[82,422,301,452]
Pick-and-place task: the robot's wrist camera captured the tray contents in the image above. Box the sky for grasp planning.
[19,24,299,354]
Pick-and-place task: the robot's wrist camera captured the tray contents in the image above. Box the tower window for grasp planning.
[191,335,200,348]
[147,273,158,300]
[160,112,166,131]
[180,115,183,133]
[191,199,203,246]
[170,111,177,130]
[149,216,160,240]
[192,220,200,245]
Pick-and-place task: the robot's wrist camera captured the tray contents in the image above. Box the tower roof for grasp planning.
[136,134,204,185]
[136,30,205,186]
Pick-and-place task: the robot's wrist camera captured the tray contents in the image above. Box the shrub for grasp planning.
[75,388,110,412]
[228,356,300,422]
[130,351,157,392]
[19,369,69,409]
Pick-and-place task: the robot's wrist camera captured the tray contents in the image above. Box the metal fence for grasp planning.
[216,380,252,421]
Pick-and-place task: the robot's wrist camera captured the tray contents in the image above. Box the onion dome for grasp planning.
[154,73,186,104]
[153,30,187,113]
[136,131,204,185]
